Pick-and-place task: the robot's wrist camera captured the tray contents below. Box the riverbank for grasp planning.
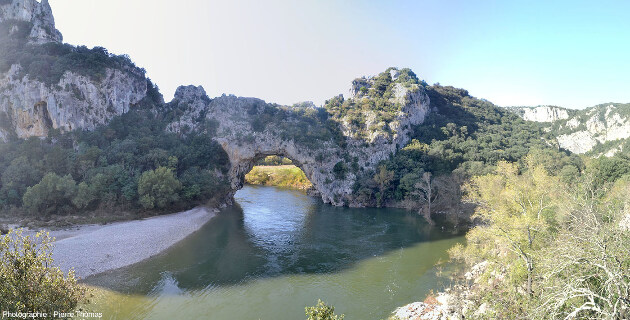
[39,206,218,279]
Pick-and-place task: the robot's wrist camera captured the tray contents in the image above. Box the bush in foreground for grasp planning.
[0,229,84,317]
[305,299,344,320]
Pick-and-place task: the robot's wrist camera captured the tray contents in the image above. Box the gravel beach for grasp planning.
[49,206,217,279]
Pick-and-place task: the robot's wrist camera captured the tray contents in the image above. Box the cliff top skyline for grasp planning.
[24,0,630,109]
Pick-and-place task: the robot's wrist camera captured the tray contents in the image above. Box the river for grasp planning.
[85,185,464,319]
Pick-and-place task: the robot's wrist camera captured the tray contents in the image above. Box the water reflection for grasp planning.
[85,186,460,296]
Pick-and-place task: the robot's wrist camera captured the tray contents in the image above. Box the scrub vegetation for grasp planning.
[351,84,583,225]
[0,229,85,318]
[444,153,630,319]
[0,20,146,85]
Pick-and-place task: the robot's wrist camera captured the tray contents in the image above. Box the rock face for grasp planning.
[508,104,630,155]
[0,64,148,140]
[507,105,572,122]
[0,0,149,140]
[167,70,431,206]
[553,104,630,155]
[0,0,62,43]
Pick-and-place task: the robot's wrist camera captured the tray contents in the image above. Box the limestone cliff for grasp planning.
[0,0,62,44]
[506,105,572,123]
[166,69,430,206]
[508,104,630,155]
[0,64,148,140]
[552,104,630,155]
[0,0,150,140]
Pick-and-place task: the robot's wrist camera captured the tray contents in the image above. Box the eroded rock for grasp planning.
[166,69,431,206]
[0,0,62,43]
[0,65,148,139]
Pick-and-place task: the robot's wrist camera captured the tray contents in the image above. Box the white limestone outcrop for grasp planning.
[509,106,571,123]
[0,64,148,140]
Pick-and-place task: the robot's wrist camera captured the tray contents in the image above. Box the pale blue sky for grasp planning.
[48,0,630,109]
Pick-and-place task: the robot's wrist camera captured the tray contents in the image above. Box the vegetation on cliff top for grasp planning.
[349,84,582,223]
[240,100,347,150]
[324,67,426,139]
[0,20,146,85]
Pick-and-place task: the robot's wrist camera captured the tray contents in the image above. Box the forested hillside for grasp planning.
[350,84,584,223]
[0,98,231,222]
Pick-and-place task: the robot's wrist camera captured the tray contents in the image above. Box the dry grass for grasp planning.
[245,165,313,190]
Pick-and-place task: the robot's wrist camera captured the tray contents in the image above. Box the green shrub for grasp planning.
[305,300,344,320]
[333,161,347,179]
[22,173,77,215]
[138,167,182,209]
[0,229,85,317]
[245,165,312,190]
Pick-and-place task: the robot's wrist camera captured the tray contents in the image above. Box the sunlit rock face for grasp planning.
[166,70,431,207]
[0,0,150,140]
[0,0,62,44]
[508,106,571,123]
[0,65,148,140]
[553,104,630,155]
[508,104,630,156]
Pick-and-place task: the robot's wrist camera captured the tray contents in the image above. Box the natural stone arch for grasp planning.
[215,126,342,204]
[220,146,318,195]
[167,68,431,206]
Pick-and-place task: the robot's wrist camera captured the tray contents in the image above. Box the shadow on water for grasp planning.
[84,186,464,295]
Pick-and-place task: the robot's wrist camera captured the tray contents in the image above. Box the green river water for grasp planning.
[85,186,464,320]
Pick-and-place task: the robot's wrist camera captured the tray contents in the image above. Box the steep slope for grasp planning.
[0,0,620,218]
[349,85,580,210]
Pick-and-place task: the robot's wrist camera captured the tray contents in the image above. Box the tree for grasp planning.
[449,159,564,316]
[534,196,630,319]
[0,229,85,317]
[413,171,437,223]
[137,166,182,209]
[22,173,77,215]
[305,300,344,320]
[373,165,394,207]
[0,156,43,206]
[432,173,468,226]
[72,182,96,210]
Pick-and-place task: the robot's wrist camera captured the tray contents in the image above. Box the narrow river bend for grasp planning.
[85,186,464,320]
